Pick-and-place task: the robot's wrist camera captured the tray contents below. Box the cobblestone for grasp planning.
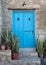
[41,58,46,65]
[0,60,40,65]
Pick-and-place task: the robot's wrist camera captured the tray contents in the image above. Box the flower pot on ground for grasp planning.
[12,34,19,60]
[13,53,19,60]
[1,45,5,50]
[36,38,44,58]
[38,53,43,58]
[5,42,11,50]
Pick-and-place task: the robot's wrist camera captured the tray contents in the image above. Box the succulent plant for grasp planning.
[12,34,19,53]
[1,29,19,52]
[1,29,12,43]
[43,36,46,56]
[36,38,44,54]
[43,36,46,49]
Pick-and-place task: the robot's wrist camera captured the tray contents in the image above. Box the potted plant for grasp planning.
[1,33,6,50]
[1,44,6,50]
[36,38,44,58]
[1,29,12,50]
[43,36,46,57]
[5,31,12,50]
[12,34,19,60]
[0,44,1,50]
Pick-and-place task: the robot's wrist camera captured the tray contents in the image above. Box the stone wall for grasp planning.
[0,0,46,39]
[0,50,11,61]
[0,0,2,33]
[1,0,11,32]
[0,0,2,43]
[36,0,46,39]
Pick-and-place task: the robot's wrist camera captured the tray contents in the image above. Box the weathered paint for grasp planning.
[12,10,36,48]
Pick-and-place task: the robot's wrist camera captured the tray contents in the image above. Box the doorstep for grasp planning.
[19,48,38,57]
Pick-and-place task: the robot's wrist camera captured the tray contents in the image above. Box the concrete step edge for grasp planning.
[19,48,36,52]
[19,54,38,57]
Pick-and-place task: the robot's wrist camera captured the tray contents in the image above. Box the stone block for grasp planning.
[0,50,11,61]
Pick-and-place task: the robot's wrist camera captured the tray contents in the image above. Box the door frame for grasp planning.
[12,10,36,48]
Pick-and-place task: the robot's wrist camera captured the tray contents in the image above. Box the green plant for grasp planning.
[12,34,19,53]
[1,29,12,50]
[1,29,19,51]
[43,36,46,49]
[43,36,46,56]
[36,38,44,54]
[1,32,6,44]
[1,30,12,43]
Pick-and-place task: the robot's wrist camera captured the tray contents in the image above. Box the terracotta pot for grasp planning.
[13,53,19,60]
[5,42,11,50]
[38,53,43,58]
[7,46,11,50]
[1,45,5,50]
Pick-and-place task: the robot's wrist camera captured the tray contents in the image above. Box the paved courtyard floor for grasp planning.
[0,58,46,65]
[0,60,40,65]
[41,58,46,65]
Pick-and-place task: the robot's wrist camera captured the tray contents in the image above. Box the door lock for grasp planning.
[17,18,19,20]
[32,31,34,34]
[28,18,31,20]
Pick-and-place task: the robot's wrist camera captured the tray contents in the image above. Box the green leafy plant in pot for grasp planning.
[1,30,12,50]
[43,36,46,57]
[12,34,19,60]
[36,38,44,58]
[1,32,6,50]
[5,30,12,50]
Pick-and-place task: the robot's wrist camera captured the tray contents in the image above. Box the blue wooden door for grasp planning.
[12,10,36,48]
[23,11,36,48]
[12,11,24,48]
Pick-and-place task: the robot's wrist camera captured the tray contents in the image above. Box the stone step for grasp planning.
[10,58,40,65]
[19,55,40,65]
[19,48,38,57]
[19,56,40,64]
[19,48,36,53]
[19,52,38,57]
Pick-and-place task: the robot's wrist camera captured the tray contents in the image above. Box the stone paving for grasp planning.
[0,60,40,65]
[0,56,40,65]
[41,58,46,65]
[0,50,41,65]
